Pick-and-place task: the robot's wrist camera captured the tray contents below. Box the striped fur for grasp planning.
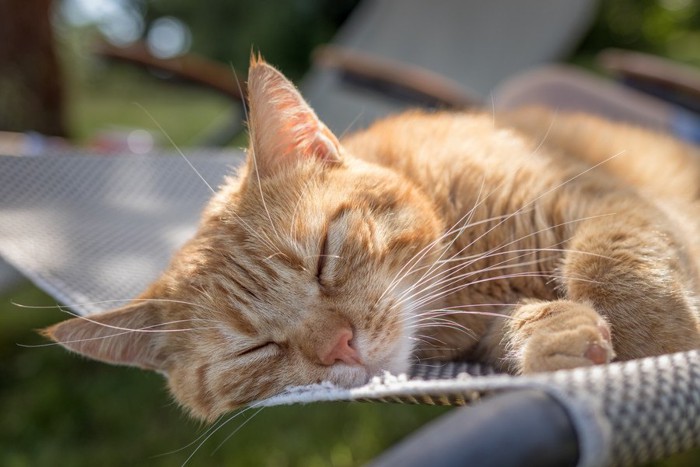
[45,59,700,420]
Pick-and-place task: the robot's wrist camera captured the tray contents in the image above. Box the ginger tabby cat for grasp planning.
[44,57,700,421]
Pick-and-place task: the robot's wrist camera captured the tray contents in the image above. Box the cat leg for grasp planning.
[558,215,700,362]
[481,214,700,374]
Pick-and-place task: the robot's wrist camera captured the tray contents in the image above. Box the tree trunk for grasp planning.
[0,0,67,136]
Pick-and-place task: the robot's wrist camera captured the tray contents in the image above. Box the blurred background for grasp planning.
[1,0,700,465]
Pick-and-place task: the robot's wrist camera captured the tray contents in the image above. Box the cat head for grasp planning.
[43,57,443,421]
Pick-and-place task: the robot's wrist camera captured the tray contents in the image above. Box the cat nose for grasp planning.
[318,328,362,366]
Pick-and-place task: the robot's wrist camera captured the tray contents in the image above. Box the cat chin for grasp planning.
[327,365,372,387]
[325,358,411,388]
[323,344,413,389]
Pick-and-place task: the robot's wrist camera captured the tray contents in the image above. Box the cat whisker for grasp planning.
[395,248,548,306]
[407,142,625,296]
[388,205,543,308]
[22,317,220,347]
[453,150,628,263]
[407,310,509,329]
[426,253,554,294]
[383,177,490,300]
[422,302,517,311]
[207,182,283,253]
[229,63,249,128]
[220,208,280,254]
[134,103,216,195]
[394,213,617,308]
[39,322,214,340]
[412,271,556,311]
[63,313,220,333]
[395,252,555,310]
[376,232,448,303]
[339,109,366,140]
[288,178,315,243]
[411,352,463,362]
[410,271,604,314]
[460,213,617,267]
[382,211,533,293]
[406,316,475,334]
[404,270,552,313]
[402,302,500,320]
[211,406,266,454]
[12,297,228,316]
[152,406,244,458]
[378,177,495,302]
[407,320,477,341]
[414,309,513,321]
[411,327,476,344]
[410,351,467,364]
[401,302,517,325]
[250,156,282,246]
[401,177,490,289]
[435,246,613,267]
[415,213,615,297]
[529,108,558,157]
[408,333,449,347]
[264,252,291,262]
[236,62,284,247]
[181,401,265,466]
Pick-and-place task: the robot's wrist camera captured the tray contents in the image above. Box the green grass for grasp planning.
[69,65,236,148]
[58,28,238,148]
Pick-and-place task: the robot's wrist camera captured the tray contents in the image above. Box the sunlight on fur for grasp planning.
[44,56,700,422]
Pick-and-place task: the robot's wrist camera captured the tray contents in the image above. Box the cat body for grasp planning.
[345,110,700,365]
[45,59,700,421]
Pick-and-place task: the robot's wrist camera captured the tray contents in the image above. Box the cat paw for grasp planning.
[515,302,615,374]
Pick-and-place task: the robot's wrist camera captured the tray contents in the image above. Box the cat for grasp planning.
[43,56,700,421]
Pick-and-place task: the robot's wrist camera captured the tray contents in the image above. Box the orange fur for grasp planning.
[44,59,700,420]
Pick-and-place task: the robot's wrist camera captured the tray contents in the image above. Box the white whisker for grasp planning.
[134,103,216,195]
[181,402,264,466]
[211,406,265,454]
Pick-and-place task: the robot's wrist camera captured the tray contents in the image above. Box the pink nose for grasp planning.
[318,328,362,366]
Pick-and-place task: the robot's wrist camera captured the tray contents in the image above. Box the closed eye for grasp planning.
[238,342,277,357]
[316,230,329,283]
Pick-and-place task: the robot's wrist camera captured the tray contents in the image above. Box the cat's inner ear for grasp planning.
[42,302,169,371]
[247,57,341,177]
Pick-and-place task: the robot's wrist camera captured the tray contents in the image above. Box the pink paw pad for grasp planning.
[584,343,609,365]
[583,322,613,365]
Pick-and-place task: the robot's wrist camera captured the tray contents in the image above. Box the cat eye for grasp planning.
[316,231,329,283]
[237,342,277,357]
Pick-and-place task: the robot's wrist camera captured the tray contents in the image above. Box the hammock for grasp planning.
[1,152,699,466]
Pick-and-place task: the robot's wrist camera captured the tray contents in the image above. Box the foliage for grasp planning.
[578,0,700,66]
[136,0,360,81]
[119,0,700,72]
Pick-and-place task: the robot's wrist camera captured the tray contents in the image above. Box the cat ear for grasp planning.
[41,303,168,371]
[246,55,341,177]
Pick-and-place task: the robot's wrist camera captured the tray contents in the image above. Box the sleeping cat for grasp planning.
[44,57,700,421]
